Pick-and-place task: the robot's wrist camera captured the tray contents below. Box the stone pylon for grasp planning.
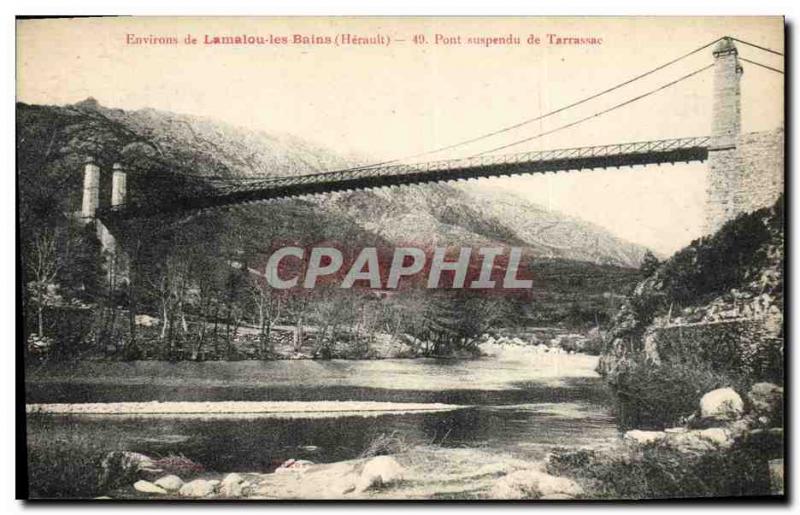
[80,157,129,286]
[704,37,744,235]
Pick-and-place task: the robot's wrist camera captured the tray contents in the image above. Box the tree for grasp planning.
[408,292,510,357]
[247,270,284,358]
[26,229,60,337]
[640,250,660,278]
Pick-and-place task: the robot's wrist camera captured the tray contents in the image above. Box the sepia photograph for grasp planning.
[15,15,785,501]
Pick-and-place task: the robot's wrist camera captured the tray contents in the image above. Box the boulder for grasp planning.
[154,475,183,492]
[133,480,166,495]
[219,473,245,498]
[700,388,744,421]
[663,428,733,455]
[178,479,218,498]
[624,430,666,445]
[135,314,160,327]
[355,456,405,492]
[489,470,583,500]
[696,428,732,446]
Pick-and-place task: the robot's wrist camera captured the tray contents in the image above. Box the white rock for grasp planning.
[154,475,183,492]
[624,430,666,445]
[664,428,732,455]
[355,456,405,492]
[135,314,160,327]
[700,388,744,420]
[219,473,245,497]
[133,480,166,495]
[222,472,243,484]
[489,470,583,500]
[179,479,217,497]
[697,427,732,447]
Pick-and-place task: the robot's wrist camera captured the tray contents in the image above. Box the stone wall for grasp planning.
[650,316,783,382]
[736,128,785,214]
[704,127,784,235]
[705,147,742,235]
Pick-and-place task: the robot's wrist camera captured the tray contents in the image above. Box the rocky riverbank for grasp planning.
[91,381,782,500]
[97,448,586,500]
[547,382,784,499]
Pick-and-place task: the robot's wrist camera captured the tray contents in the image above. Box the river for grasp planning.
[26,347,618,477]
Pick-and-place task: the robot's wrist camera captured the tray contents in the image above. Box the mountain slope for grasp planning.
[17,98,650,268]
[326,186,648,267]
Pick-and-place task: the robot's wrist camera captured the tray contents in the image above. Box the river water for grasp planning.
[26,348,619,474]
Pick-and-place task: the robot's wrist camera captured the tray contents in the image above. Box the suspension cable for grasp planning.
[176,37,741,181]
[740,57,785,74]
[285,37,725,176]
[470,64,714,157]
[730,37,784,57]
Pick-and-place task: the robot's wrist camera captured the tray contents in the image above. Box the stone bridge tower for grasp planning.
[705,37,744,235]
[81,157,128,284]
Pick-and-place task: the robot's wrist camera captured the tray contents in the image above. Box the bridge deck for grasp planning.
[99,136,710,221]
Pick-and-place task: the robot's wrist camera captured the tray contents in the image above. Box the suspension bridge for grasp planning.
[85,36,783,248]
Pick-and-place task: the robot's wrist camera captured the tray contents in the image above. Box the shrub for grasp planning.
[660,196,783,305]
[547,431,782,499]
[26,414,107,498]
[609,356,743,431]
[152,454,205,477]
[360,431,411,459]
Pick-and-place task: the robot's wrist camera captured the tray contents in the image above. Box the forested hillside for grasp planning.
[18,99,647,361]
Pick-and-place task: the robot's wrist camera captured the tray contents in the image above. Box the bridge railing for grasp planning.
[98,136,710,218]
[208,135,711,194]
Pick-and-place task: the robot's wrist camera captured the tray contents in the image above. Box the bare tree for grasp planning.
[26,229,60,337]
[247,270,284,358]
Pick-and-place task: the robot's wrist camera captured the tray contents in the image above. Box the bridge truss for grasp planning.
[98,136,710,222]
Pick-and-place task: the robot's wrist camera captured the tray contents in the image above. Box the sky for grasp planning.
[16,16,784,255]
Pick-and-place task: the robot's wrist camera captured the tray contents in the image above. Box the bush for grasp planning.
[152,454,205,477]
[582,328,606,355]
[547,430,782,499]
[26,414,107,498]
[609,356,743,431]
[360,431,411,458]
[660,196,782,305]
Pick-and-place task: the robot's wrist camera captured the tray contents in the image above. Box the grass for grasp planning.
[25,412,208,499]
